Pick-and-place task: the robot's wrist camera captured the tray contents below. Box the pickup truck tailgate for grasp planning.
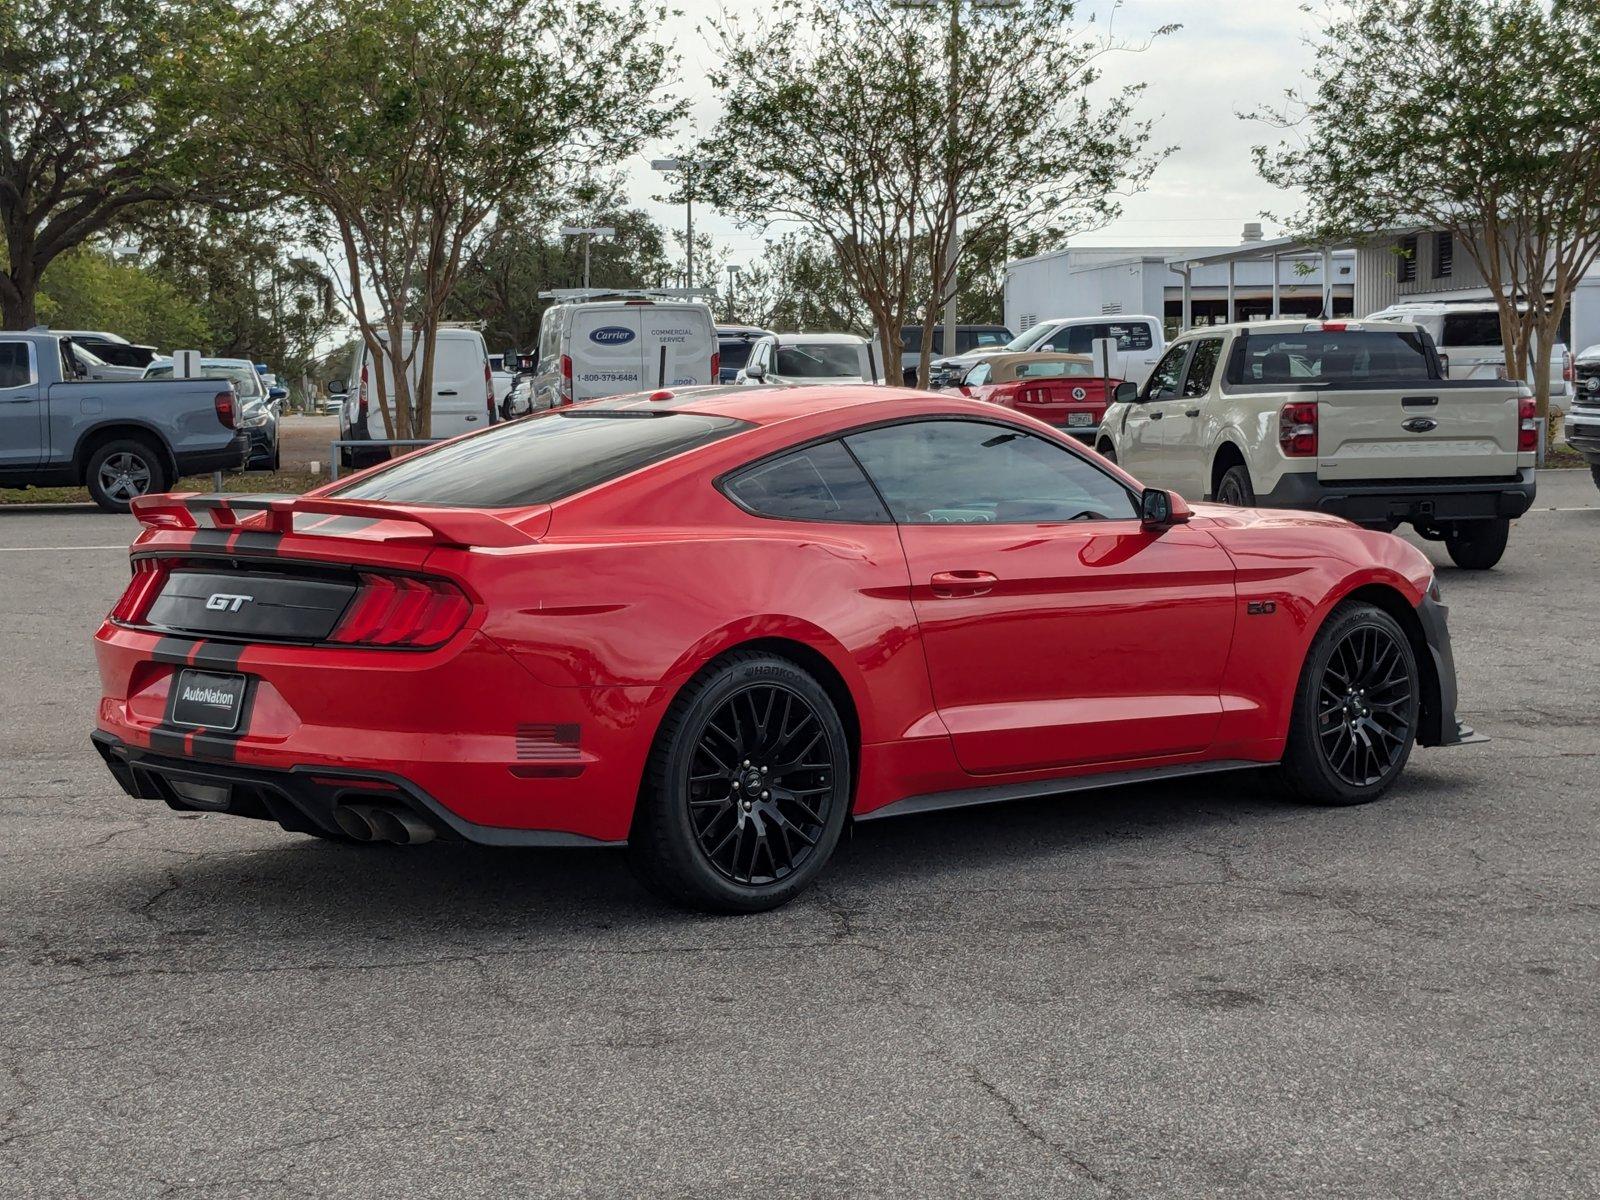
[1316,386,1520,481]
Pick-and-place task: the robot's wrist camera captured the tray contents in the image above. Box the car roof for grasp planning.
[578,383,978,427]
[774,332,866,345]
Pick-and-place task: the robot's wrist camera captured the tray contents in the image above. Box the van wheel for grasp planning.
[86,438,168,512]
[628,651,851,913]
[1443,518,1510,570]
[1216,464,1256,506]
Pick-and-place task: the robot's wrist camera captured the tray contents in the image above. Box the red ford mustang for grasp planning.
[93,386,1477,911]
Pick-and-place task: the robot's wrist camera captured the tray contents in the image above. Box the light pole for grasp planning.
[892,0,1018,363]
[726,265,740,322]
[559,225,615,290]
[651,157,700,291]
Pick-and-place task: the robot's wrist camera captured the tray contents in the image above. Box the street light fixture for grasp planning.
[559,225,616,290]
[651,157,702,291]
[726,264,741,322]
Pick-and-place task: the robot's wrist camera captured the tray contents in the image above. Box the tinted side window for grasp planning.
[1441,312,1504,347]
[724,440,888,523]
[1182,338,1223,397]
[845,420,1137,525]
[1145,344,1190,400]
[333,411,750,507]
[0,341,31,388]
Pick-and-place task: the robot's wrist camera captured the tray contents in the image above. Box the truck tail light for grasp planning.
[485,360,495,420]
[560,354,573,405]
[710,351,720,381]
[358,363,370,422]
[328,574,470,648]
[214,389,237,429]
[109,558,173,624]
[1279,401,1318,457]
[1519,394,1538,452]
[1563,350,1574,384]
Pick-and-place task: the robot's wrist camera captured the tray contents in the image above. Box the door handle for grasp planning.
[437,389,459,396]
[1148,410,1163,419]
[1185,408,1199,417]
[930,570,998,598]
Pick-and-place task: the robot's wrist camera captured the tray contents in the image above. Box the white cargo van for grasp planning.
[532,293,718,407]
[335,326,494,466]
[1365,301,1574,410]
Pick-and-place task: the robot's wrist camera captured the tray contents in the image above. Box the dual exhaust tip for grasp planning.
[332,802,436,845]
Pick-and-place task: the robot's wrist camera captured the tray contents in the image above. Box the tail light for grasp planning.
[110,558,172,624]
[484,360,495,420]
[328,573,470,648]
[710,351,720,381]
[1279,401,1318,457]
[358,363,370,423]
[560,354,573,405]
[1519,393,1538,452]
[1563,350,1574,384]
[214,389,237,429]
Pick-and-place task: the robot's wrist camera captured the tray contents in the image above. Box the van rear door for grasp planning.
[639,305,714,389]
[428,334,490,437]
[569,306,644,401]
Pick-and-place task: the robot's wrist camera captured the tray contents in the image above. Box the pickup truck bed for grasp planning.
[0,332,247,511]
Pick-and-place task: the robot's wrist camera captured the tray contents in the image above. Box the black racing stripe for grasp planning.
[148,725,190,757]
[186,641,248,672]
[189,530,234,551]
[188,732,239,762]
[150,636,197,666]
[230,531,284,555]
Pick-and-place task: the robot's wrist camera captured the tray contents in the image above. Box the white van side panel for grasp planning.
[569,308,645,401]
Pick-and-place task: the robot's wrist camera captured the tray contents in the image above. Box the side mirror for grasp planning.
[745,363,765,381]
[1115,381,1140,404]
[1140,487,1192,528]
[326,378,348,396]
[268,386,288,402]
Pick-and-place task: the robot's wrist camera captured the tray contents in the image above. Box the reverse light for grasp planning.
[110,558,172,624]
[1279,401,1319,457]
[214,389,237,429]
[1519,393,1538,452]
[328,574,470,648]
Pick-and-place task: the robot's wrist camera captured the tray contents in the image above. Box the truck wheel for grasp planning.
[1216,464,1256,506]
[86,438,168,513]
[1096,441,1118,464]
[1443,518,1510,570]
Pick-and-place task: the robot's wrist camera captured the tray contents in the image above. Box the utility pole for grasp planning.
[892,0,1017,366]
[560,225,615,290]
[651,158,699,291]
[726,264,740,322]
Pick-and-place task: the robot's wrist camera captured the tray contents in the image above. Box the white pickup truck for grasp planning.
[1095,320,1537,570]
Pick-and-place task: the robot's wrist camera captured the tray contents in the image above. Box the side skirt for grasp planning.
[856,759,1272,823]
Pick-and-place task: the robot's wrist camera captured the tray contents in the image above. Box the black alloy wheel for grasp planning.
[1314,623,1415,787]
[1216,464,1256,506]
[687,683,836,886]
[1280,601,1419,805]
[629,651,851,912]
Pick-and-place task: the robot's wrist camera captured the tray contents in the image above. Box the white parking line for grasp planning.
[0,545,128,552]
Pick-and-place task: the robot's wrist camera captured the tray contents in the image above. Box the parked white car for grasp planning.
[737,333,881,386]
[333,326,495,467]
[931,314,1165,388]
[1365,301,1573,410]
[531,293,718,408]
[1096,319,1537,569]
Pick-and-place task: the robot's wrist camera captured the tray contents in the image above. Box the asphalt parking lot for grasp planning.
[2,475,1596,1199]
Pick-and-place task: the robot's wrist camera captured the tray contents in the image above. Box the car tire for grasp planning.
[1216,464,1256,506]
[1097,441,1118,464]
[629,650,852,913]
[85,438,168,513]
[1589,463,1600,491]
[1278,601,1419,806]
[1443,518,1510,570]
[266,446,281,473]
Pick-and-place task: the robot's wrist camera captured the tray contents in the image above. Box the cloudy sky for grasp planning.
[618,0,1323,265]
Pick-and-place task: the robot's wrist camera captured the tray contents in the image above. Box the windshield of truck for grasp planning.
[1005,322,1056,352]
[1228,330,1435,385]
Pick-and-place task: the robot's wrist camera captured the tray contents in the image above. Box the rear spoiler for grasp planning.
[129,493,539,548]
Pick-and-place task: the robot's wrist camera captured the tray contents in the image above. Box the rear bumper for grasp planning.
[175,434,249,476]
[92,624,660,842]
[1258,469,1537,525]
[92,733,621,846]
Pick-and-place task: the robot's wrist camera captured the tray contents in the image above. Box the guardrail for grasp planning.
[328,438,442,480]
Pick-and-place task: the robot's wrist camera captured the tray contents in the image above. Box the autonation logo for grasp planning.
[182,684,237,708]
[589,326,636,346]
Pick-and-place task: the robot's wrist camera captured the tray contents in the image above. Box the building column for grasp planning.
[1322,248,1334,318]
[1227,260,1236,324]
[1271,252,1281,318]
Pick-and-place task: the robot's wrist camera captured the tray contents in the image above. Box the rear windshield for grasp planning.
[776,343,861,377]
[1227,330,1435,385]
[330,410,751,508]
[719,339,755,370]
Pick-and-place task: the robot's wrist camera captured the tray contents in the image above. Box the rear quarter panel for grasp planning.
[46,379,234,468]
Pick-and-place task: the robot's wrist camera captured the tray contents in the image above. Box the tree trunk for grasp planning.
[0,246,39,330]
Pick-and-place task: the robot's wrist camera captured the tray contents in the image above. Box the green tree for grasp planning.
[34,244,211,349]
[698,0,1170,385]
[0,0,237,328]
[207,0,679,438]
[1252,0,1600,418]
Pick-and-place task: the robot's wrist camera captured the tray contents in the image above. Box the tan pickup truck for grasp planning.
[1095,320,1537,570]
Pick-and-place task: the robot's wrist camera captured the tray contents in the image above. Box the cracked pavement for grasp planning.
[1,476,1597,1198]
